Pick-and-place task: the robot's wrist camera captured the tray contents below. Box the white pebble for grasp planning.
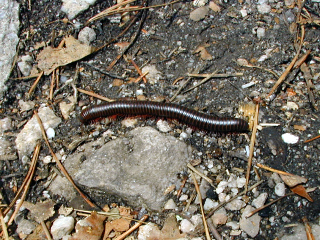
[136,89,144,95]
[121,118,138,128]
[78,27,96,45]
[225,199,246,211]
[46,128,55,139]
[257,27,266,39]
[179,194,188,201]
[203,198,218,211]
[237,177,246,188]
[43,155,53,164]
[226,221,240,230]
[164,199,176,210]
[282,133,299,144]
[257,3,271,14]
[51,216,75,240]
[157,119,171,132]
[179,132,188,139]
[180,219,195,233]
[216,181,228,194]
[252,193,268,208]
[275,182,286,196]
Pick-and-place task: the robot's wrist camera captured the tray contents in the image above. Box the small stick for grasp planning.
[49,71,55,101]
[34,111,96,208]
[187,163,214,186]
[191,172,211,240]
[207,218,222,240]
[7,143,40,226]
[133,71,148,83]
[256,163,293,176]
[245,103,259,190]
[169,77,192,102]
[304,134,320,143]
[0,209,9,240]
[77,88,114,102]
[113,215,149,240]
[183,70,219,94]
[242,65,279,78]
[28,71,44,98]
[267,26,304,98]
[187,72,244,78]
[107,54,122,71]
[41,221,53,240]
[131,59,147,83]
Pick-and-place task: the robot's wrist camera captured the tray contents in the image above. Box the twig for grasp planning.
[113,215,149,240]
[267,26,304,98]
[207,218,222,240]
[34,111,96,208]
[77,88,114,102]
[28,71,44,98]
[304,134,320,143]
[187,72,244,78]
[7,143,40,226]
[131,59,147,83]
[256,163,293,176]
[133,71,149,83]
[169,77,192,102]
[41,221,53,240]
[206,180,264,218]
[49,71,55,101]
[82,62,128,80]
[191,172,211,240]
[187,163,214,186]
[0,209,9,240]
[182,70,219,94]
[242,65,279,78]
[245,103,259,190]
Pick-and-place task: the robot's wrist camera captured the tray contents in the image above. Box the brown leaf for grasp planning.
[280,173,307,187]
[70,211,107,240]
[194,46,213,60]
[111,218,130,232]
[160,213,186,239]
[36,36,94,75]
[290,185,313,202]
[22,199,55,223]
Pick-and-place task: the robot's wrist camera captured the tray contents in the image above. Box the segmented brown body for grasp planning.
[80,101,249,132]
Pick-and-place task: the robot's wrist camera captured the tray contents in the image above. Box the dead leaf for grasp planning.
[160,213,186,239]
[114,41,130,49]
[280,173,308,187]
[36,35,94,75]
[194,46,213,60]
[111,218,130,232]
[290,185,313,202]
[294,125,307,131]
[22,199,55,223]
[70,211,107,240]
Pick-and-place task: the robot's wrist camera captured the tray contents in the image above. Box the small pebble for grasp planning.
[225,199,246,211]
[164,199,176,210]
[210,207,228,225]
[257,3,271,14]
[43,155,53,164]
[46,128,55,139]
[179,194,188,201]
[275,182,286,196]
[203,198,217,211]
[226,221,240,230]
[121,118,138,128]
[180,219,195,233]
[189,6,209,21]
[256,27,266,39]
[78,27,96,45]
[51,216,75,240]
[157,119,171,133]
[0,117,12,132]
[282,133,299,144]
[252,193,268,208]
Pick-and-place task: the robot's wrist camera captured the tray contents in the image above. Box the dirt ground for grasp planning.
[1,0,320,239]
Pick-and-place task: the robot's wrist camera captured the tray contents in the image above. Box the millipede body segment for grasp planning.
[80,101,249,132]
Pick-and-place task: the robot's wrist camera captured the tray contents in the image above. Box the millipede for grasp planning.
[80,100,249,132]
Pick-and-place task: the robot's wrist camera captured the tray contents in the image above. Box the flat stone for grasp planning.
[61,0,97,19]
[190,6,209,21]
[15,106,61,159]
[239,205,261,238]
[0,0,20,98]
[61,127,191,211]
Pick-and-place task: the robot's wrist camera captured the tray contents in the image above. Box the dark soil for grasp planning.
[1,0,320,239]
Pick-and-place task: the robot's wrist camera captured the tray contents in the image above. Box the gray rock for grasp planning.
[0,0,20,98]
[62,127,191,210]
[15,106,61,159]
[239,205,261,238]
[78,27,96,45]
[16,219,36,235]
[280,223,320,240]
[17,55,33,76]
[61,0,97,19]
[0,117,12,132]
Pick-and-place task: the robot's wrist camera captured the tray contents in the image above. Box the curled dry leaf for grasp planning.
[194,45,213,61]
[70,211,107,240]
[22,199,55,223]
[280,173,308,187]
[36,35,94,75]
[290,185,313,202]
